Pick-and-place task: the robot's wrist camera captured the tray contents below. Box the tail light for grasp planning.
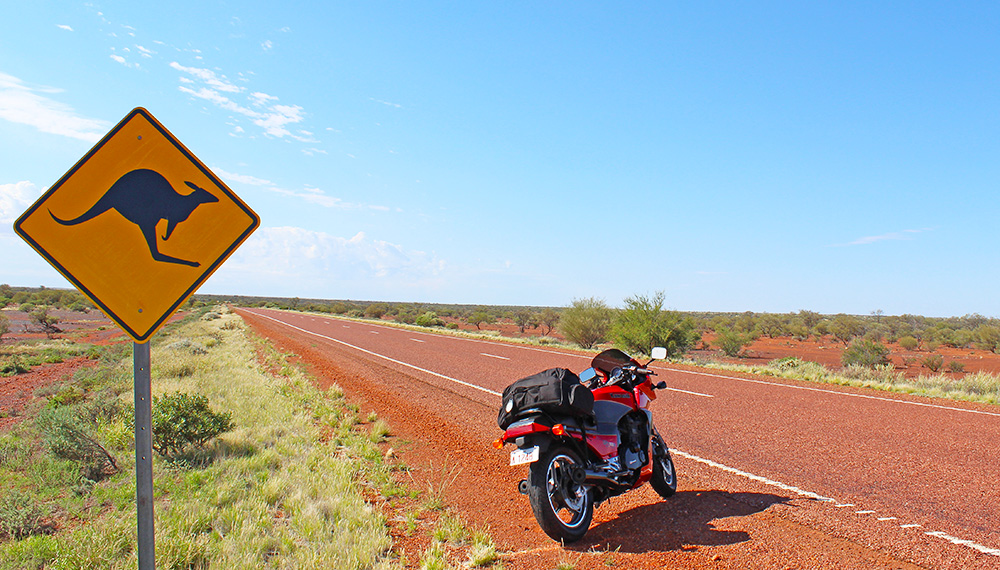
[492,437,505,449]
[551,424,566,436]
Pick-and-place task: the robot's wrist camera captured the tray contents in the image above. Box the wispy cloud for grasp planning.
[0,72,109,142]
[213,167,382,210]
[171,62,315,141]
[370,98,402,109]
[0,181,42,225]
[57,24,73,32]
[211,226,445,296]
[835,228,935,247]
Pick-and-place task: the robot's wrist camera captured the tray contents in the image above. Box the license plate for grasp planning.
[510,446,539,466]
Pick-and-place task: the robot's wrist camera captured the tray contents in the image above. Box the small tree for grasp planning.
[841,338,891,368]
[975,325,1000,353]
[714,327,757,357]
[512,309,537,333]
[538,308,560,335]
[611,291,698,357]
[830,314,865,345]
[0,313,10,341]
[921,354,944,373]
[29,307,60,338]
[466,309,494,330]
[560,297,612,349]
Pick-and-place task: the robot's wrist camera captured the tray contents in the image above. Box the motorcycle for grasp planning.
[494,346,677,542]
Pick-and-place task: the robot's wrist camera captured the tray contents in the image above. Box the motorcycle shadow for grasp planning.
[574,490,791,553]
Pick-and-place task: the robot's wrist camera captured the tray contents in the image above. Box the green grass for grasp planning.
[687,355,1000,405]
[0,306,394,569]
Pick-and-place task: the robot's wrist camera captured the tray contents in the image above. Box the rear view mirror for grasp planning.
[579,368,597,383]
[651,347,667,360]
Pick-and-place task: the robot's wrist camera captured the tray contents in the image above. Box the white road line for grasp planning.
[660,386,714,398]
[410,339,425,343]
[668,367,1000,418]
[925,531,1000,556]
[671,449,836,503]
[481,353,510,360]
[247,310,501,398]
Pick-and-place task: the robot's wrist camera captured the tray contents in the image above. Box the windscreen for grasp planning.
[591,348,633,376]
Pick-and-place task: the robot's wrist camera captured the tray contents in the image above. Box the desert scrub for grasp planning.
[688,355,1000,405]
[0,307,392,570]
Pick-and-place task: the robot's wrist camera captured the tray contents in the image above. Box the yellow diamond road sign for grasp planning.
[15,107,260,342]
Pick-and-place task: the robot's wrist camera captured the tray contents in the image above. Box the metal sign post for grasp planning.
[134,341,154,569]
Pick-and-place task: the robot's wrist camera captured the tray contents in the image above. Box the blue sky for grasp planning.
[1,2,998,317]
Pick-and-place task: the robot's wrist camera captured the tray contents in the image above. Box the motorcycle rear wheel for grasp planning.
[527,445,593,543]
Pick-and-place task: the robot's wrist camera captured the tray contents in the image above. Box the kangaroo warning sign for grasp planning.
[15,107,260,342]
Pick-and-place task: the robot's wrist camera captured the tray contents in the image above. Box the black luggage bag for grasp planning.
[497,368,595,429]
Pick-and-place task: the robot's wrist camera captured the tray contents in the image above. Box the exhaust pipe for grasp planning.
[583,469,623,485]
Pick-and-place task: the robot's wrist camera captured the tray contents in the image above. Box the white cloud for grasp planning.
[218,226,444,288]
[0,72,109,142]
[170,62,241,93]
[261,40,273,51]
[213,168,273,188]
[0,181,42,224]
[172,63,315,141]
[838,228,934,247]
[136,45,153,57]
[370,98,402,108]
[213,166,386,210]
[57,24,73,32]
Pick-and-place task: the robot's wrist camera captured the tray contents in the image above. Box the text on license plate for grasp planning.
[510,446,539,466]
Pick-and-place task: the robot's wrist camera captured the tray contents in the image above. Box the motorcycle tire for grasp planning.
[527,445,594,543]
[649,446,677,499]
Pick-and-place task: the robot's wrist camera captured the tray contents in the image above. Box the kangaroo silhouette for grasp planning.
[49,168,219,267]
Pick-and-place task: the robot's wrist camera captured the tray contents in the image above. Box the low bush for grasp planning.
[898,336,919,351]
[922,354,944,373]
[0,490,45,540]
[841,339,891,368]
[35,406,119,481]
[714,327,757,358]
[151,392,234,459]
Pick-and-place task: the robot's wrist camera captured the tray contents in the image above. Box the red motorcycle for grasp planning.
[495,347,676,542]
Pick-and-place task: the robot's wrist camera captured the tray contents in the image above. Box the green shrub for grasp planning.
[35,406,119,481]
[976,324,1000,353]
[0,355,31,376]
[611,291,699,357]
[841,339,891,368]
[415,311,443,327]
[714,327,757,357]
[152,392,234,458]
[560,297,612,349]
[947,361,966,373]
[0,490,46,540]
[0,313,9,340]
[898,336,919,351]
[921,354,944,373]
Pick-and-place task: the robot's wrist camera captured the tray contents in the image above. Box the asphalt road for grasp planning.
[240,308,1000,569]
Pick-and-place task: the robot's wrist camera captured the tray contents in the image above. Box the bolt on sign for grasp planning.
[15,107,260,342]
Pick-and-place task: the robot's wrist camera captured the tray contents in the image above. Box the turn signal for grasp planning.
[493,437,505,449]
[551,424,566,436]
